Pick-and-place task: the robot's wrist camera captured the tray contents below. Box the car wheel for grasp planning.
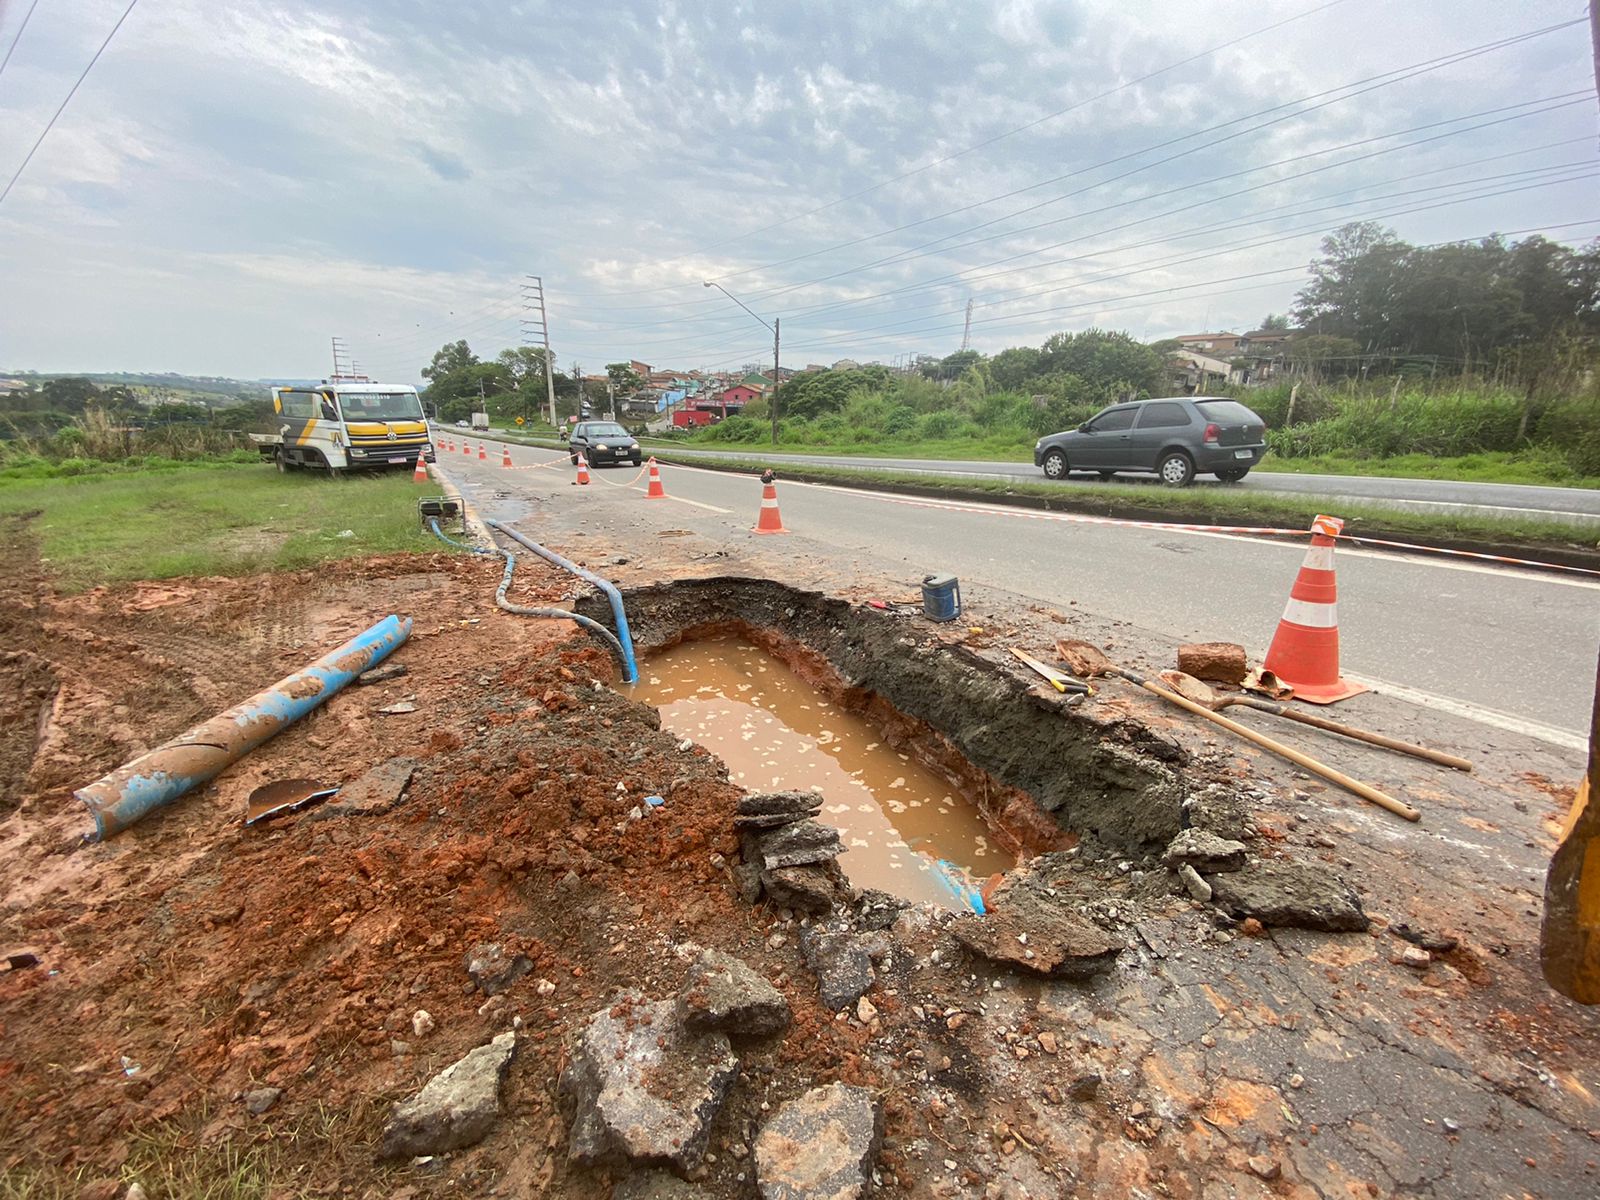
[1215,468,1249,482]
[1041,448,1068,480]
[1157,451,1195,487]
[1097,470,1116,480]
[632,456,642,468]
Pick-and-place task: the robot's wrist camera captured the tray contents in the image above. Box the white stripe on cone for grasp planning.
[1280,598,1338,628]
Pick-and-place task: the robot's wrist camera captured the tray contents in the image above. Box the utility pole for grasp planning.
[772,318,781,445]
[960,298,974,353]
[1591,0,1600,122]
[521,275,557,428]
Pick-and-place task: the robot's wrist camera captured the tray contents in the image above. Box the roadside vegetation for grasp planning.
[640,224,1600,487]
[1,444,430,590]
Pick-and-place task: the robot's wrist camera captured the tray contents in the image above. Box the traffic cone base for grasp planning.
[644,457,666,499]
[753,476,787,533]
[1262,514,1365,705]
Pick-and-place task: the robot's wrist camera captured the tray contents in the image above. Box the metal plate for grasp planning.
[245,778,340,825]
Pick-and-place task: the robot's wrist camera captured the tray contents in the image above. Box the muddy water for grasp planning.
[629,635,1012,909]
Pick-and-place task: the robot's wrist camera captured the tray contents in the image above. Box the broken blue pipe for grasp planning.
[75,615,413,840]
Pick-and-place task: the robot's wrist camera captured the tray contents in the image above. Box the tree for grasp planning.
[39,377,100,413]
[1293,222,1405,347]
[1258,313,1290,331]
[606,362,645,395]
[423,340,477,384]
[988,347,1041,392]
[1035,329,1163,402]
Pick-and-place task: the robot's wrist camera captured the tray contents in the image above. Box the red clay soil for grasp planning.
[0,527,874,1198]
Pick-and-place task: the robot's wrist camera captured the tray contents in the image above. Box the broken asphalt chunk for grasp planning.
[378,1030,516,1160]
[1205,860,1367,932]
[677,948,792,1039]
[949,874,1122,980]
[754,819,845,871]
[801,928,876,1011]
[464,942,533,996]
[1163,828,1248,873]
[320,756,416,818]
[559,994,737,1173]
[755,1082,881,1200]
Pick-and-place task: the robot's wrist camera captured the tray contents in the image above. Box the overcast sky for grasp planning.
[0,0,1595,381]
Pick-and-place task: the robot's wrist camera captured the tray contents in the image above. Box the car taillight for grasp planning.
[1203,423,1220,444]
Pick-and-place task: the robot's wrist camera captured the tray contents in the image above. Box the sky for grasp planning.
[0,0,1595,382]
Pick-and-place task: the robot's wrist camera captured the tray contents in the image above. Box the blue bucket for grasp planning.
[921,573,961,622]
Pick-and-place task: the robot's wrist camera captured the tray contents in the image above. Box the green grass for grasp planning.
[1253,450,1600,488]
[0,460,437,590]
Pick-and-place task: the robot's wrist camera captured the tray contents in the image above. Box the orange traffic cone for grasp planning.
[753,470,787,534]
[478,442,487,461]
[501,445,513,469]
[1262,514,1365,704]
[412,453,428,483]
[575,454,590,486]
[462,439,471,456]
[644,457,666,499]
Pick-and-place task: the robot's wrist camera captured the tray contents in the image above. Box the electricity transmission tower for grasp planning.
[959,299,974,353]
[520,276,557,426]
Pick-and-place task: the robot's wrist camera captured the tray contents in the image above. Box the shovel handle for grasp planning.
[1120,670,1421,822]
[1218,696,1473,772]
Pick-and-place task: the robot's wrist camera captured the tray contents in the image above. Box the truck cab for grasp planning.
[260,383,432,473]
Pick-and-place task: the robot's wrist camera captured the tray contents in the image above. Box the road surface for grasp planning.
[442,440,1599,748]
[620,442,1600,525]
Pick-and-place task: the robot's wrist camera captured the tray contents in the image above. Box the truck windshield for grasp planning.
[338,392,423,421]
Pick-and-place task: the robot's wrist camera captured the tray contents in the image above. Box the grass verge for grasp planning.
[0,460,437,591]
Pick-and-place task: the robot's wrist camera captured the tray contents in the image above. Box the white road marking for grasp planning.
[1344,674,1588,752]
[650,491,731,513]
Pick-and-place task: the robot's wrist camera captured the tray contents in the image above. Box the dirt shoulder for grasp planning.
[2,501,1597,1200]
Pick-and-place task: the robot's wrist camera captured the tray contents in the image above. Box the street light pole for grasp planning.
[704,280,780,446]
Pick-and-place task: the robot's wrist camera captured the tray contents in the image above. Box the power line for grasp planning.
[555,0,1354,295]
[0,0,41,85]
[576,16,1585,310]
[588,97,1590,343]
[0,0,140,209]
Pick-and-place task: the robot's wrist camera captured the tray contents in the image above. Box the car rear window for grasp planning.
[1194,400,1261,424]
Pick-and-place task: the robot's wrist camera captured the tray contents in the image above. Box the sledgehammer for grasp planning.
[1114,666,1422,823]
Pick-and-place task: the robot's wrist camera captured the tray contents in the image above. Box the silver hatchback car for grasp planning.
[1033,396,1267,486]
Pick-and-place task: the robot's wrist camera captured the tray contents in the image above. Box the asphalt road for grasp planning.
[444,442,1599,748]
[631,443,1600,525]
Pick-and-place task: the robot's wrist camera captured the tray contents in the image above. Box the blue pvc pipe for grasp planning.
[76,615,412,840]
[486,518,638,684]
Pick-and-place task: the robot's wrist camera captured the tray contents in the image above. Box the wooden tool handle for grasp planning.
[1222,696,1473,772]
[1127,673,1422,822]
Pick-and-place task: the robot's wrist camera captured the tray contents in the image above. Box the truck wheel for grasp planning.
[274,448,291,473]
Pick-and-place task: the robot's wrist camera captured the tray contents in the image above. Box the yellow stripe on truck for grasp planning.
[296,419,318,446]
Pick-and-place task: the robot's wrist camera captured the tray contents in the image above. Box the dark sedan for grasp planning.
[569,421,642,467]
[1033,396,1267,486]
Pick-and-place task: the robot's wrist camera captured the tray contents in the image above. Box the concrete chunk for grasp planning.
[378,1031,516,1160]
[950,874,1121,979]
[755,1082,881,1200]
[1163,828,1248,873]
[678,948,791,1039]
[559,995,737,1173]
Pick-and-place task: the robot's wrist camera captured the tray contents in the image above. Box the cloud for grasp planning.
[0,0,1593,378]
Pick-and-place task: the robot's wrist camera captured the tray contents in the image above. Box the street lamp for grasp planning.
[704,280,779,445]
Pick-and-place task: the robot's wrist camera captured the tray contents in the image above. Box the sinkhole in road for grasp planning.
[628,634,1014,909]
